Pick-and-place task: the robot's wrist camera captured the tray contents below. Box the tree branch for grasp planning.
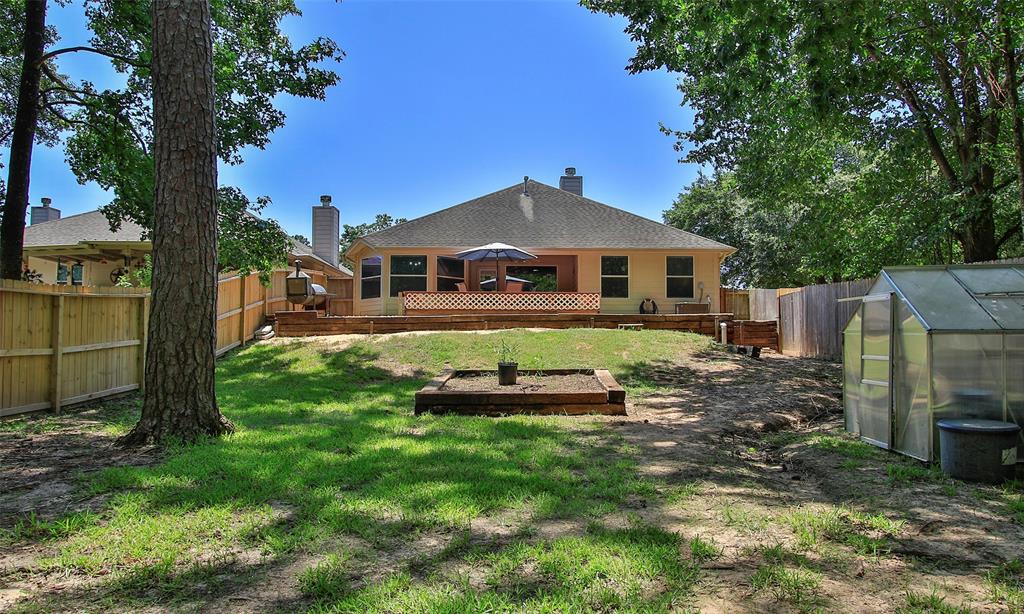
[40,46,146,68]
[996,221,1022,250]
[865,44,960,188]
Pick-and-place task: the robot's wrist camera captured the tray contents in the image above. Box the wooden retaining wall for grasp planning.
[0,272,294,417]
[274,311,780,350]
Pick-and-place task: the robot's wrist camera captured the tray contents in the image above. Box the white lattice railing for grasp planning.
[403,291,601,314]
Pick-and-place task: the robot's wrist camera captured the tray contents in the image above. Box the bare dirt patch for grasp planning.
[0,398,158,527]
[441,372,603,394]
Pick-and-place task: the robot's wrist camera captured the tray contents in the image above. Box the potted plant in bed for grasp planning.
[496,339,519,385]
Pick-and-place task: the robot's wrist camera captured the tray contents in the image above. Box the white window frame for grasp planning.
[600,255,629,298]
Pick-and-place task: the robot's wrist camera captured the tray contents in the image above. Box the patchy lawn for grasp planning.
[1,329,1022,613]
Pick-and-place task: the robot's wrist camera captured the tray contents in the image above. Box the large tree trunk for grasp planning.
[959,199,999,263]
[0,0,46,280]
[120,0,232,445]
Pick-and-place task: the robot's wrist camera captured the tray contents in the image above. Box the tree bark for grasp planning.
[120,0,232,445]
[0,0,47,280]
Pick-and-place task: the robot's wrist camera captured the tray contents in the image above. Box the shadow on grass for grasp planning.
[7,340,661,611]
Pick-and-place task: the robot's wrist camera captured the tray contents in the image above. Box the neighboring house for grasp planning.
[345,168,735,316]
[21,197,352,287]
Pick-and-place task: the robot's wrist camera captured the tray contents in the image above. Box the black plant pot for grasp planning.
[497,362,518,386]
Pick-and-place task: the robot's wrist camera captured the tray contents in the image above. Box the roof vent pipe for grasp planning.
[523,176,530,196]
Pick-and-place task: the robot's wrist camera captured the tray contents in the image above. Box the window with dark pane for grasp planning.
[667,256,693,277]
[390,275,427,296]
[390,255,427,275]
[666,256,694,298]
[600,256,628,298]
[390,255,427,297]
[436,256,465,292]
[360,256,382,299]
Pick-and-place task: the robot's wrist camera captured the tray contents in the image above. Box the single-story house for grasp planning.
[345,168,735,316]
[21,197,352,286]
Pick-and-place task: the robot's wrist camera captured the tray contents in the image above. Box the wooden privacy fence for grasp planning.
[0,271,297,417]
[777,279,871,359]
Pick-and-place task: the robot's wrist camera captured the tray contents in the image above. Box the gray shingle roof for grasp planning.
[23,209,353,277]
[23,210,146,246]
[356,181,734,251]
[288,237,353,277]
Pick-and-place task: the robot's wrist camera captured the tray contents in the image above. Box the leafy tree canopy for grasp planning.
[2,0,343,277]
[340,213,407,266]
[588,0,1024,270]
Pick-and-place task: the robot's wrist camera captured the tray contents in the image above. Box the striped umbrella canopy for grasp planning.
[454,243,536,291]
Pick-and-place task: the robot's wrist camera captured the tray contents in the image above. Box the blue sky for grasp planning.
[15,0,699,238]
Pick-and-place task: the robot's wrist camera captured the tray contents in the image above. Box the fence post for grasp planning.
[239,274,248,346]
[50,294,64,414]
[138,295,149,394]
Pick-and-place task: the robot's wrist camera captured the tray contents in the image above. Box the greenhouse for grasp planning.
[843,265,1024,463]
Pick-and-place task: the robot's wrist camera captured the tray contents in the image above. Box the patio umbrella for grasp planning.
[454,242,536,292]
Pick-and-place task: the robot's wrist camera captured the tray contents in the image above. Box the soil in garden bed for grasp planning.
[441,372,605,394]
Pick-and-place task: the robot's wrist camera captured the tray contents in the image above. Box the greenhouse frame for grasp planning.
[843,265,1024,463]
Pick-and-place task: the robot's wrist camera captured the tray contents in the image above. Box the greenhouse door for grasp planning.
[859,294,894,448]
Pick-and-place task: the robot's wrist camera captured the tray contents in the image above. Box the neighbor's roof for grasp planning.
[23,210,147,247]
[873,265,1024,331]
[354,181,735,252]
[23,209,353,277]
[288,237,353,277]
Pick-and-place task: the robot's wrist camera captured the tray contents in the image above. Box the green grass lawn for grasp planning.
[5,329,715,612]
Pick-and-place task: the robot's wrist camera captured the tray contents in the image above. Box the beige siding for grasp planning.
[26,256,124,287]
[576,250,723,314]
[350,246,728,316]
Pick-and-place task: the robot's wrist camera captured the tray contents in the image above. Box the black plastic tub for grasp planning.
[937,419,1020,484]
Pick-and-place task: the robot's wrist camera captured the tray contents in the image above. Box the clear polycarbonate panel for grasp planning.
[859,296,891,447]
[930,333,1005,458]
[948,266,1024,295]
[859,382,891,448]
[843,309,862,434]
[892,300,931,460]
[866,275,895,296]
[884,268,997,331]
[862,298,891,359]
[1006,335,1024,454]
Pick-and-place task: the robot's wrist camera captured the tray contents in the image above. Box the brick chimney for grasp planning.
[312,195,340,268]
[30,197,61,225]
[559,167,583,196]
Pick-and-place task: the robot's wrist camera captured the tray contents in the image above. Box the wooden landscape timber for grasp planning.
[273,310,780,350]
[415,368,627,416]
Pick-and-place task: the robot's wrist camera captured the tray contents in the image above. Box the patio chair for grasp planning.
[456,282,468,292]
[506,281,525,293]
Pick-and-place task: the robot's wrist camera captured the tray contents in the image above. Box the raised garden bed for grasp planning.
[415,369,626,416]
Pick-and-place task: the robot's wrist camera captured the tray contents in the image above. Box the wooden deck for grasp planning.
[273,311,780,349]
